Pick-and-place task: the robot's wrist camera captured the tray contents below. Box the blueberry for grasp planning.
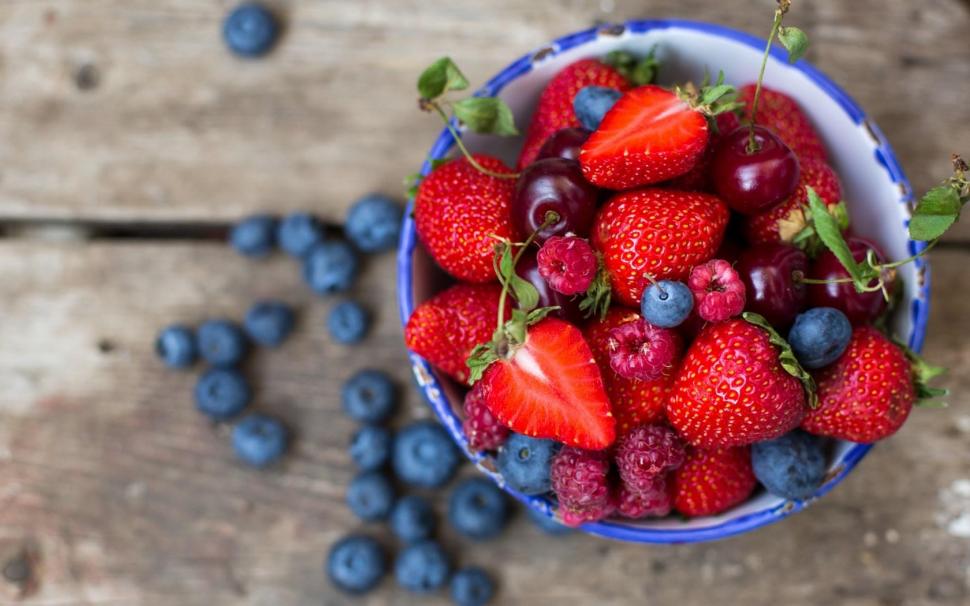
[448,477,509,540]
[752,430,827,500]
[496,433,560,495]
[341,369,396,423]
[390,495,436,543]
[327,534,386,594]
[450,567,495,606]
[345,194,403,253]
[194,368,251,420]
[573,86,623,130]
[641,280,694,328]
[346,471,396,522]
[244,300,295,347]
[350,425,392,472]
[302,241,359,295]
[222,3,280,58]
[232,413,288,467]
[155,324,197,369]
[197,319,248,367]
[277,212,323,258]
[392,420,461,488]
[328,301,370,344]
[229,214,277,257]
[395,540,451,593]
[527,506,572,536]
[788,307,852,369]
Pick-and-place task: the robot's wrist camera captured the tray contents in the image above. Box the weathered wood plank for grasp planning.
[0,240,969,605]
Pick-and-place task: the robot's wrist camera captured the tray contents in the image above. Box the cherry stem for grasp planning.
[643,273,667,297]
[431,102,521,180]
[494,212,560,329]
[747,0,790,154]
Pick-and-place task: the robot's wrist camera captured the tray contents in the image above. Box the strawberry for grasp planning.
[591,188,729,307]
[672,446,756,517]
[802,327,915,443]
[738,84,828,163]
[517,59,630,170]
[583,308,676,433]
[405,283,507,385]
[413,155,516,283]
[667,318,807,448]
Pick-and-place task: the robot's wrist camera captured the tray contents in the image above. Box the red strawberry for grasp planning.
[517,59,630,170]
[580,85,712,189]
[668,111,743,192]
[591,188,729,307]
[738,84,828,163]
[802,327,915,443]
[583,308,676,433]
[479,318,616,450]
[404,283,507,385]
[672,446,756,517]
[414,155,515,283]
[744,158,843,246]
[667,319,806,447]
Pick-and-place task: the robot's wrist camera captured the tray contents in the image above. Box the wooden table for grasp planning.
[1,1,969,604]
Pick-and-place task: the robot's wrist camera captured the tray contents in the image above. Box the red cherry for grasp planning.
[711,125,801,215]
[735,243,809,330]
[807,237,890,325]
[515,252,584,324]
[536,127,592,163]
[511,158,599,242]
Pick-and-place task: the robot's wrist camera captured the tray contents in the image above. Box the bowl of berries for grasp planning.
[398,5,961,543]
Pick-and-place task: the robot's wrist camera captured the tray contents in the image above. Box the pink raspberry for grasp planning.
[551,446,613,526]
[614,424,686,496]
[615,476,673,519]
[688,259,746,322]
[536,236,598,295]
[607,319,681,381]
[462,382,509,451]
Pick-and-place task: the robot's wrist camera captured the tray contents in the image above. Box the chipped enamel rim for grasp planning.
[396,19,930,544]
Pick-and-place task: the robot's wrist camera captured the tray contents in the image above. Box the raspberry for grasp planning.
[551,446,613,526]
[688,259,746,322]
[607,319,680,381]
[537,236,598,295]
[614,424,686,495]
[615,476,672,519]
[462,382,509,452]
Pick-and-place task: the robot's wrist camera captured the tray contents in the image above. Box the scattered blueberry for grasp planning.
[345,194,403,253]
[573,86,623,130]
[155,324,197,369]
[752,430,827,500]
[327,534,386,595]
[451,567,495,606]
[232,413,288,467]
[788,307,853,369]
[390,495,436,544]
[527,506,572,536]
[392,420,460,488]
[641,280,694,328]
[496,433,560,495]
[197,319,248,367]
[230,214,277,257]
[328,301,370,344]
[346,471,396,522]
[244,300,295,347]
[349,425,392,472]
[302,240,359,294]
[194,368,251,420]
[223,2,280,58]
[277,212,323,258]
[448,477,509,541]
[341,369,396,423]
[395,540,451,593]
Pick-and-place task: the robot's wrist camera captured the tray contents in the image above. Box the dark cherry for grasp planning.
[536,127,592,163]
[807,237,889,325]
[512,157,599,242]
[515,252,584,323]
[735,243,809,330]
[711,125,801,215]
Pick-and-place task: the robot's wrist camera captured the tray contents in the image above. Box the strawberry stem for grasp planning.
[747,0,791,154]
[429,101,521,180]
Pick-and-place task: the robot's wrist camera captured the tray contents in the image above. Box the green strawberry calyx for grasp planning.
[578,255,612,320]
[894,340,949,408]
[742,312,819,409]
[674,70,742,121]
[604,47,660,86]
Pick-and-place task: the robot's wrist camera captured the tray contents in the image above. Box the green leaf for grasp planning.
[742,312,818,408]
[578,262,612,320]
[466,343,499,384]
[527,306,559,324]
[452,97,519,136]
[909,185,962,241]
[403,173,421,199]
[510,274,539,313]
[417,57,469,100]
[778,26,809,63]
[807,187,865,285]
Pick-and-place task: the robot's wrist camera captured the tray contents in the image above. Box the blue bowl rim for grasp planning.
[396,18,930,544]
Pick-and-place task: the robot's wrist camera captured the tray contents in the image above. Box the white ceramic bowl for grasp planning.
[397,19,930,543]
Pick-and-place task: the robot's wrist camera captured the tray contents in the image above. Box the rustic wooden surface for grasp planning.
[0,1,969,605]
